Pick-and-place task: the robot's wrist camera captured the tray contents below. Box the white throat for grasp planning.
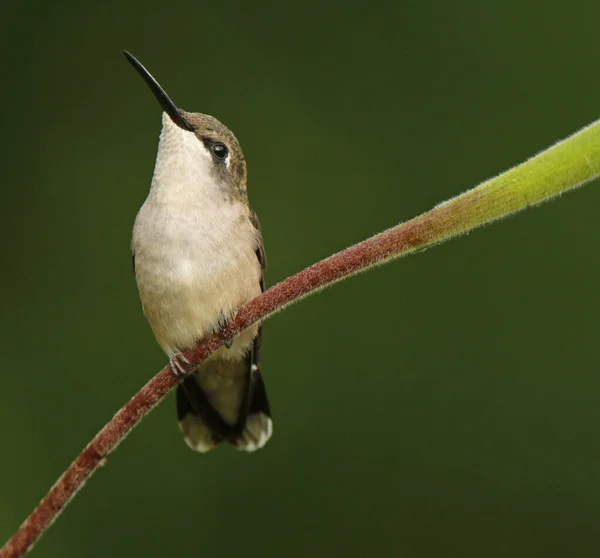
[148,113,220,206]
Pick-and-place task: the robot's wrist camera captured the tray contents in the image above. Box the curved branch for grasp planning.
[2,118,600,558]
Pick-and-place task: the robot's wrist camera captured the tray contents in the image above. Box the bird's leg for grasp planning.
[169,352,195,377]
[217,313,233,349]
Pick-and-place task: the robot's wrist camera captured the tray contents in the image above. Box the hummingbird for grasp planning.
[124,51,272,452]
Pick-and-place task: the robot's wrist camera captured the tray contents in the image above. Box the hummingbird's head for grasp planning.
[124,51,248,201]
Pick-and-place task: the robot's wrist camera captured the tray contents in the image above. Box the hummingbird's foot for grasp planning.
[169,353,195,377]
[217,314,233,349]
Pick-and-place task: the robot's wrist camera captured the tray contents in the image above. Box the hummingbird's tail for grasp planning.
[176,355,273,453]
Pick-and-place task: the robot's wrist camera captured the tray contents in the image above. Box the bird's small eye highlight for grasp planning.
[211,143,228,160]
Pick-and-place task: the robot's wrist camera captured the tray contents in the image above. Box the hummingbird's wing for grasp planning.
[249,207,267,274]
[233,207,273,451]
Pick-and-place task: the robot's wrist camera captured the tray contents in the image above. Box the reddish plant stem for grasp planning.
[0,204,460,558]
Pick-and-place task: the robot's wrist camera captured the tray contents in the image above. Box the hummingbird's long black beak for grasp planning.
[124,51,194,132]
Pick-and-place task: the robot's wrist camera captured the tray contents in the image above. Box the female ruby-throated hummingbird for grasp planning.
[124,51,272,452]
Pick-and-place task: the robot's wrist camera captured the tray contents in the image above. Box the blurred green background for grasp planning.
[2,1,600,556]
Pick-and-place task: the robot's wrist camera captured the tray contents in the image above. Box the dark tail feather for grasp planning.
[176,364,273,453]
[176,383,221,453]
[234,368,273,452]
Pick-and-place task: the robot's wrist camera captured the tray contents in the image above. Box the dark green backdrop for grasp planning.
[2,2,600,556]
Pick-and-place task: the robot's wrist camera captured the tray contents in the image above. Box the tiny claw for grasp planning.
[217,315,233,349]
[169,353,194,377]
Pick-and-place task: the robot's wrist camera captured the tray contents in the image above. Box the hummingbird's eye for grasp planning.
[211,143,228,160]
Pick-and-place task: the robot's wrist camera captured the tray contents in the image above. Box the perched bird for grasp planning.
[125,51,272,452]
